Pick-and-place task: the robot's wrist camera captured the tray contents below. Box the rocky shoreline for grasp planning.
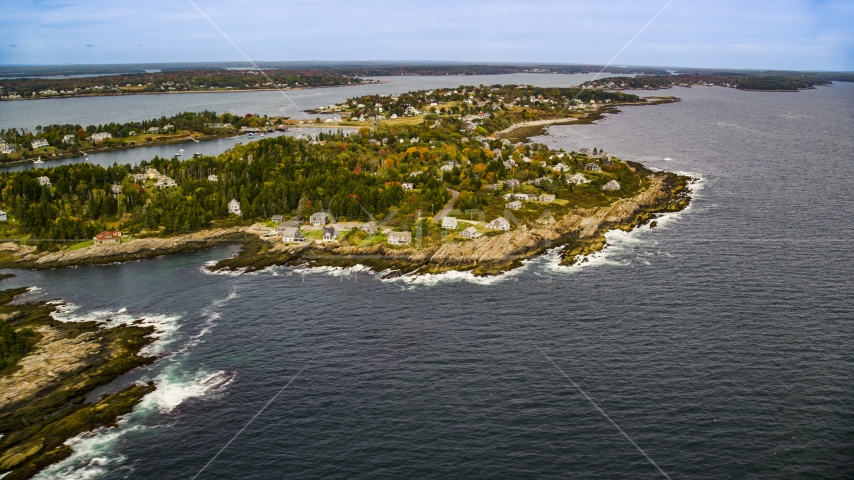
[206,164,694,277]
[0,287,158,480]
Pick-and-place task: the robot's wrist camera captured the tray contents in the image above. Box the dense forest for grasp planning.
[0,318,34,370]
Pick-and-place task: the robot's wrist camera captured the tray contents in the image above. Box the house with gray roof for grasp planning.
[361,221,378,235]
[281,227,306,243]
[602,180,621,191]
[310,211,329,226]
[461,226,482,239]
[486,217,511,231]
[387,231,412,245]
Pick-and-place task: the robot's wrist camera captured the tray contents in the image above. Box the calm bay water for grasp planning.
[0,73,625,131]
[0,81,852,479]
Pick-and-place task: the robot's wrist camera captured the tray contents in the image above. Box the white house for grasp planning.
[147,127,160,134]
[585,162,602,172]
[207,174,218,182]
[91,132,112,143]
[387,231,412,245]
[539,194,556,202]
[62,134,76,145]
[0,210,7,221]
[504,179,520,188]
[228,199,241,216]
[441,216,458,229]
[37,176,52,187]
[401,182,414,190]
[31,138,49,149]
[460,226,481,239]
[567,173,590,185]
[0,143,15,154]
[281,227,305,243]
[309,212,329,226]
[322,227,338,242]
[155,177,177,188]
[146,168,161,179]
[602,180,621,191]
[552,163,570,173]
[361,221,378,235]
[505,200,522,210]
[486,217,511,231]
[130,173,147,182]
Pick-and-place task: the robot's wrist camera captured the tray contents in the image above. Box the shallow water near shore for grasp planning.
[2,82,852,479]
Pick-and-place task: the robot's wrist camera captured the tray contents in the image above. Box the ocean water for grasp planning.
[0,82,852,479]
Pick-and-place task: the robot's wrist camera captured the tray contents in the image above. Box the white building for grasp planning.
[37,176,52,187]
[552,163,570,173]
[0,143,15,154]
[91,132,112,143]
[146,168,161,179]
[387,231,412,245]
[441,216,458,229]
[228,199,241,216]
[0,210,7,221]
[155,177,177,189]
[486,217,511,231]
[461,226,481,239]
[602,180,621,191]
[309,212,329,226]
[539,194,556,203]
[401,182,414,190]
[62,134,76,145]
[505,200,523,210]
[208,174,218,182]
[566,173,590,185]
[282,227,305,243]
[31,138,49,149]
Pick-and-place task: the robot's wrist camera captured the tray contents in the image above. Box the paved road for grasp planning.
[433,188,459,223]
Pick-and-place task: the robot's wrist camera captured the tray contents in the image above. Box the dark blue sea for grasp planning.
[2,80,852,479]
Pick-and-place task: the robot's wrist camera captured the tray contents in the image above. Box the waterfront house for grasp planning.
[486,217,511,231]
[37,176,52,187]
[276,221,300,234]
[146,168,160,179]
[62,134,76,145]
[309,211,329,226]
[505,200,523,210]
[579,147,591,155]
[602,180,621,191]
[147,127,160,134]
[0,210,7,221]
[93,230,121,245]
[228,199,241,216]
[31,138,49,149]
[539,194,556,203]
[387,231,412,245]
[585,162,602,172]
[552,163,570,173]
[461,226,481,239]
[271,215,284,223]
[401,182,414,190]
[130,173,147,182]
[91,132,112,143]
[208,174,218,182]
[281,227,306,243]
[567,173,590,185]
[442,216,458,230]
[0,143,15,154]
[361,221,378,235]
[322,227,338,242]
[505,179,520,188]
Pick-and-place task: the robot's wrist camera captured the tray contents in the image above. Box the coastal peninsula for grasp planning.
[0,84,690,276]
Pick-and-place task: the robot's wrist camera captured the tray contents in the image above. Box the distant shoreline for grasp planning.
[0,81,386,102]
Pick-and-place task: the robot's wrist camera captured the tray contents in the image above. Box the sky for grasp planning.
[1,0,852,71]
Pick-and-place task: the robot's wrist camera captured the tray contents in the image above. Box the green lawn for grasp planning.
[68,240,93,251]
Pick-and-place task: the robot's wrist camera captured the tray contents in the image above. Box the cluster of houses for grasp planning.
[275,210,514,246]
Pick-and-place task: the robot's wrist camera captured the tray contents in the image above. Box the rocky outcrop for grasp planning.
[0,227,250,270]
[0,289,157,479]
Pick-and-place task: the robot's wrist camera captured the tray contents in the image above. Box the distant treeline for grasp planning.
[585,72,854,91]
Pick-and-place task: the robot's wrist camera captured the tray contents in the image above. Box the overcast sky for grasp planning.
[1,0,852,71]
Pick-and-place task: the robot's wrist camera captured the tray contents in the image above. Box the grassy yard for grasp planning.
[68,240,93,251]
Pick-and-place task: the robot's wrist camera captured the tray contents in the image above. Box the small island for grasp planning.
[0,84,691,276]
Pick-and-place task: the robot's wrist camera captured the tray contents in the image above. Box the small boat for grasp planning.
[175,152,182,156]
[664,157,673,161]
[248,133,255,138]
[33,156,44,164]
[192,138,200,143]
[179,148,185,152]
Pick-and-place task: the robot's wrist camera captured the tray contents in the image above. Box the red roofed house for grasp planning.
[93,230,122,245]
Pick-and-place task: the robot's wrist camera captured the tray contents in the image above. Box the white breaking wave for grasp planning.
[140,369,235,414]
[51,305,181,356]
